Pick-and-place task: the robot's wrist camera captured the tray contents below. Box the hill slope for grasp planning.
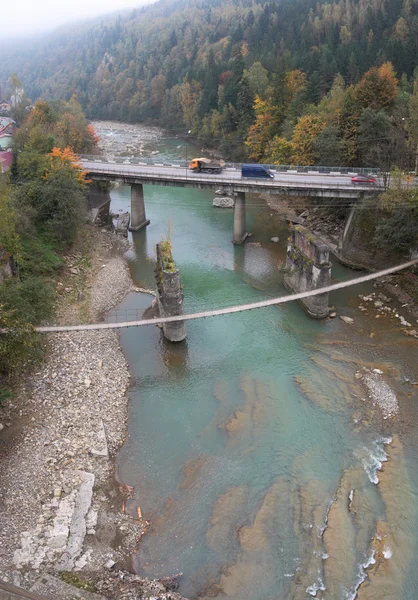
[1,0,418,164]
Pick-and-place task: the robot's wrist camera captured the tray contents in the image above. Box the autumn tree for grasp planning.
[19,148,90,246]
[245,95,276,161]
[354,62,398,112]
[291,115,325,165]
[179,79,201,131]
[264,136,293,164]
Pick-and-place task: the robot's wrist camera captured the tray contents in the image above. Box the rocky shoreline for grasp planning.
[0,227,188,599]
[263,191,418,322]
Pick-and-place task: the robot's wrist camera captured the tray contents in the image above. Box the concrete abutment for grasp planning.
[284,225,331,319]
[129,183,150,231]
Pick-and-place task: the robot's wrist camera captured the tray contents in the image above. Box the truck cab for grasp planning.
[241,164,275,179]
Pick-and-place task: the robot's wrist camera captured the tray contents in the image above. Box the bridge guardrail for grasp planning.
[81,163,386,192]
[79,155,381,176]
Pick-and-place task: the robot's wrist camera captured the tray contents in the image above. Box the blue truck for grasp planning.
[241,164,275,179]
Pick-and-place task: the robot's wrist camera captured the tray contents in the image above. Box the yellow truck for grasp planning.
[189,157,225,174]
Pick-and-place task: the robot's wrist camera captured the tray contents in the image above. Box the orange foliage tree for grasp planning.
[44,147,91,186]
[354,62,398,112]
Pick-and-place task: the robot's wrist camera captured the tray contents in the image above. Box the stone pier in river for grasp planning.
[284,225,331,319]
[155,241,186,342]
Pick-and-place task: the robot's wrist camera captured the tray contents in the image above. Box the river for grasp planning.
[94,122,418,600]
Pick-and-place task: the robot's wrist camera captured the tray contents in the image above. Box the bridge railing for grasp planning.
[81,164,385,192]
[79,155,380,176]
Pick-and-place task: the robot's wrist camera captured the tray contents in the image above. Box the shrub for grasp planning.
[0,304,43,376]
[19,233,63,277]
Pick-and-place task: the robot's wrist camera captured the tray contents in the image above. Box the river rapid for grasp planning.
[94,122,418,600]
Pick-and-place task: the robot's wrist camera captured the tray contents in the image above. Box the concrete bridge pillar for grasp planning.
[129,183,150,231]
[233,192,248,244]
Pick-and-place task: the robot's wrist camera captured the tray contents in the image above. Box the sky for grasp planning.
[3,0,153,38]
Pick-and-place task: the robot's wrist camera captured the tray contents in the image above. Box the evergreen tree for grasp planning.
[200,50,219,116]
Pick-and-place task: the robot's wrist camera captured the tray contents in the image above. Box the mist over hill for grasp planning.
[1,0,418,165]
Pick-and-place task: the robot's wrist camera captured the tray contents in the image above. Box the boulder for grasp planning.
[340,316,354,324]
[213,196,234,208]
[271,236,280,243]
[286,214,305,225]
[115,212,130,236]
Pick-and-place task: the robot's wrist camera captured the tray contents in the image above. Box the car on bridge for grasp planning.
[351,174,377,184]
[241,164,275,179]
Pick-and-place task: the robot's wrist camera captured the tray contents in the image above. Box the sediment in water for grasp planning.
[356,434,416,599]
[206,486,249,552]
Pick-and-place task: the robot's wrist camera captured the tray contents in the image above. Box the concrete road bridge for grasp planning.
[81,158,383,244]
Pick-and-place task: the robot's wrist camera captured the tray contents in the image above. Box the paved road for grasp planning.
[81,160,384,193]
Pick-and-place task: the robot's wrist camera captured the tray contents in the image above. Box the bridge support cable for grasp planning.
[34,259,418,333]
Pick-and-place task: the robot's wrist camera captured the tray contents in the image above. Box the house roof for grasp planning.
[0,151,12,172]
[0,117,14,127]
[0,136,12,150]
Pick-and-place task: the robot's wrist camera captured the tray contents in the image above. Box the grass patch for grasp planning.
[59,572,97,593]
[20,233,63,278]
[0,387,12,406]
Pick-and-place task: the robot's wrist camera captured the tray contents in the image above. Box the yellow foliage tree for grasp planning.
[245,95,276,161]
[291,115,325,165]
[264,136,294,165]
[178,79,201,130]
[285,70,307,101]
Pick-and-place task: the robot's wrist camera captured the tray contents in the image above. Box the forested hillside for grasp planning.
[2,0,418,165]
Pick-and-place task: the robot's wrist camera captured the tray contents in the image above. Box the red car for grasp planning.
[351,174,377,184]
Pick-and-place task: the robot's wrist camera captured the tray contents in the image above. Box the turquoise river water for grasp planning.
[99,124,418,600]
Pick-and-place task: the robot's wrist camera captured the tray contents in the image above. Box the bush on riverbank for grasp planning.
[372,173,418,255]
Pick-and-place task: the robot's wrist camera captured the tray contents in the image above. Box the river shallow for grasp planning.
[95,122,418,600]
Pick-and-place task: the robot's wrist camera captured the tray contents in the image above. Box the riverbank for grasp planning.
[0,226,187,599]
[262,191,418,323]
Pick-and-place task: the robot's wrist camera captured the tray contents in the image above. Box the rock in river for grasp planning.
[213,196,234,208]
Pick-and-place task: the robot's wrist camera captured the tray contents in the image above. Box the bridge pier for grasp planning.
[232,192,248,244]
[155,241,186,342]
[284,225,331,319]
[129,183,150,231]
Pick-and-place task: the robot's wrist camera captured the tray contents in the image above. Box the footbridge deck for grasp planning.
[36,259,418,333]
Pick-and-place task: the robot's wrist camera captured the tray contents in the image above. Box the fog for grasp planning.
[2,0,154,38]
